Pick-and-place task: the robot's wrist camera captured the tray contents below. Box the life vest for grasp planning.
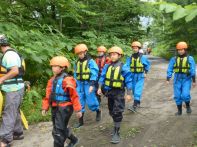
[76,59,90,80]
[50,73,70,103]
[130,55,144,73]
[173,56,190,73]
[105,61,124,88]
[96,56,106,72]
[0,49,25,84]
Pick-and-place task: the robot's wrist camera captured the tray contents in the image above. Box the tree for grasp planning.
[148,1,197,59]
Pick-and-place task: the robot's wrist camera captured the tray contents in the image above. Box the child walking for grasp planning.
[42,56,82,147]
[126,41,150,112]
[97,46,132,144]
[95,46,111,104]
[74,43,101,128]
[167,42,196,115]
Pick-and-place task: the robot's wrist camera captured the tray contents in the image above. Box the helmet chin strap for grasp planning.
[56,70,65,77]
[98,54,104,57]
[79,52,88,61]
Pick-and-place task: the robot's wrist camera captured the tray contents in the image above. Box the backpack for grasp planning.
[0,49,25,82]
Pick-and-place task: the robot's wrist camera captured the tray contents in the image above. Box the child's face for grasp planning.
[177,49,186,55]
[132,46,139,53]
[77,51,86,59]
[52,66,63,75]
[110,52,121,62]
[98,51,104,56]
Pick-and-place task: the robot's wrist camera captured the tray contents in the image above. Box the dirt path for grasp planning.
[13,56,197,147]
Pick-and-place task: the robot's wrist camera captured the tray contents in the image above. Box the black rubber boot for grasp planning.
[67,134,79,147]
[97,96,101,105]
[110,127,120,144]
[128,100,138,112]
[96,109,101,122]
[175,105,182,116]
[110,128,115,136]
[13,132,24,140]
[185,101,192,114]
[128,105,137,112]
[136,100,141,108]
[74,113,84,128]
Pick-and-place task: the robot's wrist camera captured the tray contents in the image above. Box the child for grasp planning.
[74,43,101,128]
[42,56,82,147]
[166,42,196,115]
[126,41,150,112]
[97,46,132,144]
[95,46,111,104]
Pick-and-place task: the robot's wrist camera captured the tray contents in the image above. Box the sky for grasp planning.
[139,0,156,28]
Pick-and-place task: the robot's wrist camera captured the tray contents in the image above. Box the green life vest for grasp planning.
[105,62,124,88]
[130,56,144,73]
[76,59,90,80]
[173,56,190,73]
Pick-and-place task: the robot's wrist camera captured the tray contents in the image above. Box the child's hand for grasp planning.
[76,111,82,119]
[42,110,47,116]
[24,81,31,92]
[166,80,170,84]
[97,88,102,95]
[89,86,94,93]
[125,95,132,102]
[192,82,196,88]
[144,73,147,78]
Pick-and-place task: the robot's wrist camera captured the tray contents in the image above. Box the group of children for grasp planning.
[41,41,196,147]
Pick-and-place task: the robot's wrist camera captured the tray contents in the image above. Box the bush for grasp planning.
[1,23,134,124]
[21,86,51,124]
[152,43,176,60]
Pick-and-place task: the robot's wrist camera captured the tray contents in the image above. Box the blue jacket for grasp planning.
[74,58,99,82]
[98,62,133,90]
[125,55,150,73]
[167,56,196,80]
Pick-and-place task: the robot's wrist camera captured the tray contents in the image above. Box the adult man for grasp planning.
[0,34,25,147]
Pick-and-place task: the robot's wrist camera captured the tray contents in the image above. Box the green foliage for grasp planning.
[0,0,155,123]
[159,2,197,22]
[152,43,175,60]
[0,0,88,32]
[159,3,177,13]
[0,22,75,84]
[21,86,51,123]
[149,1,197,59]
[0,22,132,83]
[185,5,197,22]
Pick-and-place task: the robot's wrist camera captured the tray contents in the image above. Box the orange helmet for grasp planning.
[74,43,88,54]
[108,46,123,55]
[131,41,142,48]
[50,56,70,67]
[97,46,107,52]
[176,42,188,50]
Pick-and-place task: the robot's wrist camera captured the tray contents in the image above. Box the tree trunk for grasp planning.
[51,1,56,20]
